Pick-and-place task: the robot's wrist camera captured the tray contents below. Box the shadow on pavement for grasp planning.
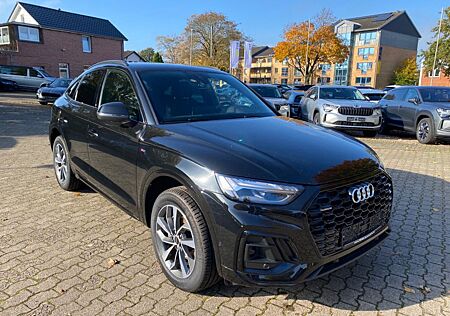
[202,167,449,312]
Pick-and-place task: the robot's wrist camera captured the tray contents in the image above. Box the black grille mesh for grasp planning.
[338,107,374,116]
[307,173,392,257]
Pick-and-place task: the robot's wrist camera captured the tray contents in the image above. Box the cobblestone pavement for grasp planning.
[0,104,449,316]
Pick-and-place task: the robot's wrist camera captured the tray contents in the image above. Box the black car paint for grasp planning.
[49,62,391,287]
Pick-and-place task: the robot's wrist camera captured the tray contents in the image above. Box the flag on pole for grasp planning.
[230,41,240,69]
[244,41,253,69]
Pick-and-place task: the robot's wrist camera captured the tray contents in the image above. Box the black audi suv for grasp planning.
[49,61,393,292]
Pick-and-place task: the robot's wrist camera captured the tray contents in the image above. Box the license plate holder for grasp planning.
[347,117,366,122]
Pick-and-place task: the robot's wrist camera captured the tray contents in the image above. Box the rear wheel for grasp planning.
[52,136,81,190]
[150,186,219,292]
[416,117,436,144]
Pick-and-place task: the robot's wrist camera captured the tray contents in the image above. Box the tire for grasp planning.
[52,136,81,191]
[39,101,48,105]
[363,130,378,137]
[416,117,436,144]
[313,112,320,125]
[379,123,391,135]
[151,186,220,292]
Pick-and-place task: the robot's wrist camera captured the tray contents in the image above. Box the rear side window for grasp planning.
[0,66,27,76]
[75,70,104,106]
[100,70,141,121]
[392,89,407,101]
[294,95,303,103]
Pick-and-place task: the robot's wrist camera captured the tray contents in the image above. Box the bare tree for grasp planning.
[156,35,185,64]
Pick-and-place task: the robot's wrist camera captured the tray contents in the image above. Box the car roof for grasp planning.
[248,84,278,87]
[91,60,226,74]
[359,89,385,94]
[315,85,357,89]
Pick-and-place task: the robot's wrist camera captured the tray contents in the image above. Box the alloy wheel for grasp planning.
[155,204,196,279]
[54,143,68,184]
[418,121,430,141]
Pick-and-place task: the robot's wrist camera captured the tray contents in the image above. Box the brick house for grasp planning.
[0,2,127,78]
[419,66,450,86]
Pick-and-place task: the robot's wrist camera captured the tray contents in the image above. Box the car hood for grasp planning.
[144,116,381,185]
[40,87,67,94]
[264,97,287,105]
[323,99,377,107]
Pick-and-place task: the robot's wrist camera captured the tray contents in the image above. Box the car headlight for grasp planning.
[373,107,382,115]
[323,104,339,112]
[216,174,302,205]
[437,108,450,118]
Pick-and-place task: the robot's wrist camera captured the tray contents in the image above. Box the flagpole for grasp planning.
[430,7,443,86]
[305,19,311,85]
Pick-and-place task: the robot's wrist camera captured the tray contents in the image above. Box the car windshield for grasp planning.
[37,69,51,77]
[419,88,450,102]
[251,85,282,98]
[139,70,275,124]
[364,93,385,101]
[49,78,71,88]
[320,87,366,100]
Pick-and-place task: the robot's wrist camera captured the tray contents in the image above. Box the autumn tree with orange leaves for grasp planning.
[274,11,348,84]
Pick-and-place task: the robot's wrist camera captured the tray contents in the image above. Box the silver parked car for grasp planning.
[0,65,56,90]
[248,84,289,116]
[358,88,386,104]
[379,86,450,144]
[300,85,382,137]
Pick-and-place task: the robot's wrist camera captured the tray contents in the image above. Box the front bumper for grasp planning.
[203,171,392,287]
[321,112,382,130]
[436,118,450,138]
[36,92,59,103]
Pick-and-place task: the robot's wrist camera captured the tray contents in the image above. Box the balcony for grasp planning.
[250,72,272,79]
[251,62,272,68]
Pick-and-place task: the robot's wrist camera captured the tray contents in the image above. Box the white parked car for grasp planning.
[300,85,383,137]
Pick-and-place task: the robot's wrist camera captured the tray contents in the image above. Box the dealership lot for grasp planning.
[0,103,449,315]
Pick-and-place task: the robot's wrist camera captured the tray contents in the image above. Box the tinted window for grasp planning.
[251,86,282,98]
[364,93,385,101]
[101,70,141,121]
[294,95,304,103]
[405,89,419,101]
[29,69,41,78]
[0,66,27,76]
[50,78,71,88]
[67,78,80,99]
[319,87,365,100]
[419,88,450,102]
[391,89,407,101]
[75,70,104,106]
[139,70,275,123]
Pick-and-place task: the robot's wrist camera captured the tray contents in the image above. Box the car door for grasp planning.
[87,68,144,214]
[28,68,46,89]
[62,70,105,177]
[380,89,406,128]
[398,88,420,131]
[301,87,318,121]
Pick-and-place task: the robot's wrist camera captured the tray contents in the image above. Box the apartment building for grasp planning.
[240,11,420,89]
[0,2,126,78]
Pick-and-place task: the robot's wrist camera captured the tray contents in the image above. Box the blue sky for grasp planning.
[0,0,447,52]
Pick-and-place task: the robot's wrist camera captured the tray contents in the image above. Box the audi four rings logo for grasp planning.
[348,183,375,203]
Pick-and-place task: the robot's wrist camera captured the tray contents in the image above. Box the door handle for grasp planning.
[88,129,98,137]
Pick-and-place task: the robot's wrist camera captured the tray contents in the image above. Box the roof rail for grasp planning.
[91,60,128,68]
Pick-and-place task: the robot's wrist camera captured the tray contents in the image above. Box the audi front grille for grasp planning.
[338,107,374,116]
[306,172,393,257]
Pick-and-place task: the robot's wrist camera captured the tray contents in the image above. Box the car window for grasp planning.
[364,93,385,101]
[29,69,41,78]
[404,89,419,101]
[251,86,282,98]
[391,89,407,101]
[294,95,303,103]
[75,70,104,106]
[101,70,141,121]
[419,87,450,102]
[67,78,81,99]
[319,87,365,100]
[139,70,275,123]
[0,66,27,76]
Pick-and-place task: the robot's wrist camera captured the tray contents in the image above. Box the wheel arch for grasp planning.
[49,127,61,148]
[415,112,433,128]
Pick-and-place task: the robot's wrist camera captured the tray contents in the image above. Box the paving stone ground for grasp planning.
[0,104,449,316]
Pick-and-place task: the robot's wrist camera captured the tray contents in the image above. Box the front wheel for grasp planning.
[416,118,436,144]
[52,136,81,190]
[151,187,219,292]
[313,112,320,125]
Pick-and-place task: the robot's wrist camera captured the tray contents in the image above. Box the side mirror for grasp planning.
[309,94,316,100]
[408,97,419,105]
[365,96,370,101]
[97,102,130,122]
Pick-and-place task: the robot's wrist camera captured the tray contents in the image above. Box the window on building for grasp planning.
[281,67,288,76]
[294,69,302,77]
[317,77,331,84]
[356,62,373,74]
[267,57,272,62]
[18,26,39,42]
[427,68,440,77]
[355,77,372,85]
[82,36,92,53]
[274,68,278,74]
[358,47,375,60]
[75,70,105,106]
[0,26,9,44]
[282,58,288,65]
[59,63,70,78]
[281,79,288,84]
[101,70,141,121]
[358,32,377,44]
